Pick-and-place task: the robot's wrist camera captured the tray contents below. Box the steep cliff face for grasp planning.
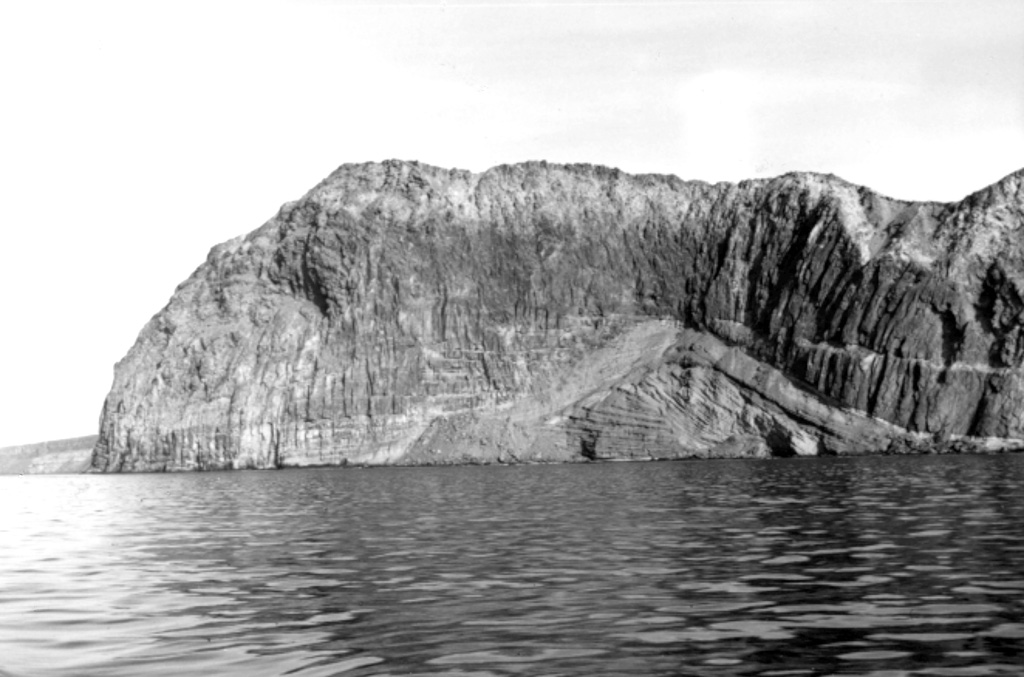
[91,161,1024,471]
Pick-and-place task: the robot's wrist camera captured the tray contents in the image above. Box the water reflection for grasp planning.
[1,455,1022,676]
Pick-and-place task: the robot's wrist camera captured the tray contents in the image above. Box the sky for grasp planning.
[0,0,1022,448]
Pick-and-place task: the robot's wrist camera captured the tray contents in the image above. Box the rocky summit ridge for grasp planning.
[91,161,1024,471]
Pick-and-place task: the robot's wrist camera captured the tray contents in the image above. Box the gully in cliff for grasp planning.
[89,161,1024,472]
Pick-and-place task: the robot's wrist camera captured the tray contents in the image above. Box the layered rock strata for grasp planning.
[91,161,1024,471]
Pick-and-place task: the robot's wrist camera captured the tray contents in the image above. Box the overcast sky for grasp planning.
[0,0,1022,448]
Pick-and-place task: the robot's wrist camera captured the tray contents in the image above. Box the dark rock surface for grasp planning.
[91,161,1024,471]
[0,435,97,474]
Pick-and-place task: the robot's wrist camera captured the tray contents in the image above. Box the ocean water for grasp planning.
[1,455,1023,677]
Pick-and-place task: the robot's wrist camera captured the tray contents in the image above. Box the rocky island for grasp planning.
[91,161,1024,472]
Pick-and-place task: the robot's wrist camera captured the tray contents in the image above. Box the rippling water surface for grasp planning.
[2,455,1024,676]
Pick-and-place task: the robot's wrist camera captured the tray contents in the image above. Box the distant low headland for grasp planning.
[85,161,1024,472]
[0,435,97,474]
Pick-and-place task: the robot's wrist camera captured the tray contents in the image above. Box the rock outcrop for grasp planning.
[0,435,97,474]
[91,161,1024,471]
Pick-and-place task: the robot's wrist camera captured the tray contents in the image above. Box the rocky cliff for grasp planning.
[91,161,1024,471]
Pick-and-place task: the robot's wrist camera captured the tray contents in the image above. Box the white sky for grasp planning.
[0,0,1022,448]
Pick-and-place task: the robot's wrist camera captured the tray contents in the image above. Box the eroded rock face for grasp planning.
[91,161,1024,471]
